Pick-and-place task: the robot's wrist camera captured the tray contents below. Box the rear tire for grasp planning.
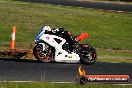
[80,47,97,65]
[33,43,54,62]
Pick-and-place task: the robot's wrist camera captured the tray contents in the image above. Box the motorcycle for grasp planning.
[33,26,97,65]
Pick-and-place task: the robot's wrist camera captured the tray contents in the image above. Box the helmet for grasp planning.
[42,26,51,31]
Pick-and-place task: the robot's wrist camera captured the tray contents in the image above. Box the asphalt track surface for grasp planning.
[0,58,132,82]
[15,0,132,12]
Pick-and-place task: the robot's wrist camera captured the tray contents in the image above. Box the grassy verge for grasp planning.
[0,82,132,88]
[97,48,132,63]
[0,0,132,62]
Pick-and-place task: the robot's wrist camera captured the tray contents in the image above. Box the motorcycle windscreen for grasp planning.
[34,27,46,42]
[75,33,88,41]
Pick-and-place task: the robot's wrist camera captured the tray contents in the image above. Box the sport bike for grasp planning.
[33,26,97,65]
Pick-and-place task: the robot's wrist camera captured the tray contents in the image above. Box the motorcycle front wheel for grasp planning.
[33,43,54,62]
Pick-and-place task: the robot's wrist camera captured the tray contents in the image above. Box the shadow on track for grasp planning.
[14,0,80,6]
[0,58,82,65]
[0,58,42,63]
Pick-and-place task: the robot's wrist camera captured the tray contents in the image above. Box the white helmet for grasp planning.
[42,26,51,31]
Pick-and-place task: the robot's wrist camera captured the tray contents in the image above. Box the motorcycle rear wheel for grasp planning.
[33,43,54,62]
[80,47,97,65]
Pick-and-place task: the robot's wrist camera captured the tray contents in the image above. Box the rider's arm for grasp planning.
[51,28,64,33]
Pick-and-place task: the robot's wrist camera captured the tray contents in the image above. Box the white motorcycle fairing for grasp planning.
[38,34,80,63]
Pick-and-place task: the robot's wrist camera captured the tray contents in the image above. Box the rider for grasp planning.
[51,28,88,45]
[43,26,88,45]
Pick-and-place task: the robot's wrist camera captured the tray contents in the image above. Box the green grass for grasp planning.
[97,48,132,63]
[0,82,132,88]
[0,0,132,62]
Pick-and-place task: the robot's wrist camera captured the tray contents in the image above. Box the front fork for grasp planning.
[36,43,46,51]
